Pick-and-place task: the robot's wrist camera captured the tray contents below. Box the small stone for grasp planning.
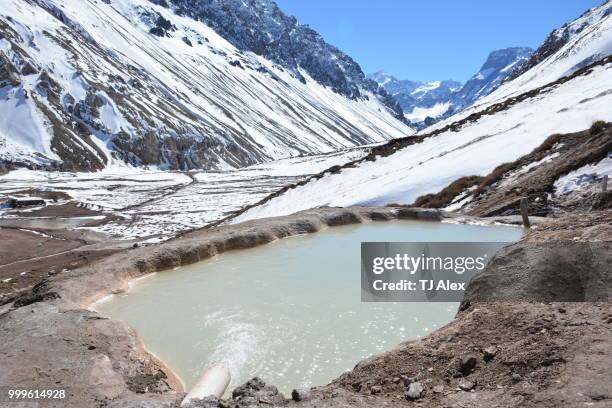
[458,379,475,391]
[483,346,498,362]
[558,307,566,314]
[512,373,522,383]
[370,385,382,395]
[427,367,434,372]
[291,388,311,402]
[433,385,444,393]
[404,382,424,400]
[402,376,415,386]
[392,377,401,384]
[21,62,38,76]
[459,355,478,376]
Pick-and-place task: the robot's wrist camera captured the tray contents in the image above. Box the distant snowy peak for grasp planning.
[369,47,532,129]
[454,47,533,110]
[367,71,461,128]
[368,71,398,86]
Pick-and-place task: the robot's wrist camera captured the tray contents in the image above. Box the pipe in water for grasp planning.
[181,363,231,405]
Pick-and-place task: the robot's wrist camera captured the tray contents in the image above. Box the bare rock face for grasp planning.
[0,50,20,86]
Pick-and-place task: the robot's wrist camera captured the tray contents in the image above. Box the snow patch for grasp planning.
[554,153,612,195]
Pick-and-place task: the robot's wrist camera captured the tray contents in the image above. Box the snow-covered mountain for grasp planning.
[369,47,533,129]
[428,0,611,131]
[233,1,612,220]
[0,0,411,171]
[161,0,403,118]
[234,57,612,222]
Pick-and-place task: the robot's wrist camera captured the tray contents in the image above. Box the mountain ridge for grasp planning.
[369,47,533,129]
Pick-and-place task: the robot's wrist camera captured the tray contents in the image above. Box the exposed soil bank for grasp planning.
[0,207,608,408]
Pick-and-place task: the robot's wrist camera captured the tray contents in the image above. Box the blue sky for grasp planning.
[275,0,602,83]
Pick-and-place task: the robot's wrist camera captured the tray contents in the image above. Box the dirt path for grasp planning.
[120,171,197,212]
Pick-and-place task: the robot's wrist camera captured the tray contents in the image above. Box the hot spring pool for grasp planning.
[95,220,522,395]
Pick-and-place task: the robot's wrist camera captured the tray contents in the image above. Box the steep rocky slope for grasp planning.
[0,0,411,171]
[405,123,612,216]
[162,0,403,118]
[451,47,533,112]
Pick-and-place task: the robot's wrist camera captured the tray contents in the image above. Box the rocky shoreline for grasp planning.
[0,207,609,408]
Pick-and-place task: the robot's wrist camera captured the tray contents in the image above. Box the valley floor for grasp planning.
[0,148,367,302]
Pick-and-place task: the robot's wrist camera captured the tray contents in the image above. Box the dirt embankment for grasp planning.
[465,123,611,217]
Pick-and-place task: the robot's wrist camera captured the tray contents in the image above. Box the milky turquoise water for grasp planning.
[95,220,522,395]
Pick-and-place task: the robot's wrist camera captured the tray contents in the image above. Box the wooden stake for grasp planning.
[603,175,609,192]
[520,198,530,228]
